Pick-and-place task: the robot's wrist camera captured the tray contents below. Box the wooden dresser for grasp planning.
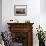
[7,23,34,46]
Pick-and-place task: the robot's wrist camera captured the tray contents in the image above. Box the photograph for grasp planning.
[14,5,27,16]
[16,8,25,14]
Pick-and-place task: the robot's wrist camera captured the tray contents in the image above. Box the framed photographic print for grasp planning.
[14,5,27,16]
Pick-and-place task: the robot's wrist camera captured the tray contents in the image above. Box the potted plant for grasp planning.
[36,25,45,46]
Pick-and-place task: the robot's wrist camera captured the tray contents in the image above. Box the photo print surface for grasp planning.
[14,5,27,16]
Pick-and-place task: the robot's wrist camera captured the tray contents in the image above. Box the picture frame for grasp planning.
[14,5,27,16]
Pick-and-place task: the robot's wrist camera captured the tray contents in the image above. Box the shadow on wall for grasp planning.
[0,0,2,32]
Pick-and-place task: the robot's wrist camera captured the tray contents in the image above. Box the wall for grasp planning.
[0,0,2,32]
[2,0,40,46]
[40,0,46,13]
[40,0,46,46]
[2,0,40,29]
[40,0,46,31]
[2,0,46,46]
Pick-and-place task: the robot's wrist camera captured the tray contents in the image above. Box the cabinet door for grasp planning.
[11,32,28,46]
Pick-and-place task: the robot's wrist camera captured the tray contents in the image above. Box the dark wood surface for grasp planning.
[7,23,34,46]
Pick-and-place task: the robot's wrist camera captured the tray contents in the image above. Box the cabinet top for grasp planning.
[7,23,34,25]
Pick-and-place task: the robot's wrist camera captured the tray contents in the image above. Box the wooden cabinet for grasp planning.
[7,23,34,46]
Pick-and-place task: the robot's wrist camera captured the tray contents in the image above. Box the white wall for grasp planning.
[40,0,46,46]
[40,0,46,13]
[2,0,46,46]
[2,0,40,30]
[2,0,40,46]
[0,0,2,32]
[40,0,46,31]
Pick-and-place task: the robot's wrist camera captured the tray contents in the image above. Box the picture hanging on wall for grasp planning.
[14,5,27,16]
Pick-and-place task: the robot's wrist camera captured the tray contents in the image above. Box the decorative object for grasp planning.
[25,20,30,23]
[14,5,27,16]
[36,25,45,46]
[8,19,19,23]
